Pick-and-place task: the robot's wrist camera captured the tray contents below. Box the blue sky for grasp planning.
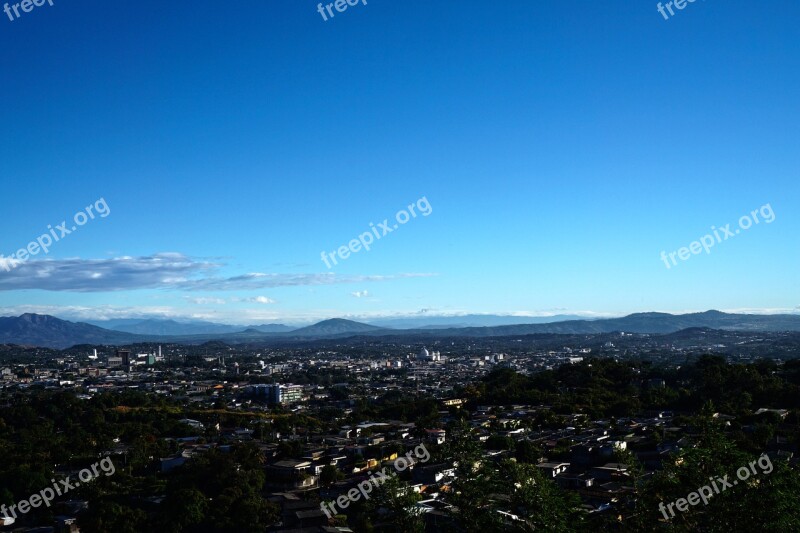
[1,0,798,324]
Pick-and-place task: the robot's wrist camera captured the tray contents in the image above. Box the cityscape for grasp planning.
[2,1,799,532]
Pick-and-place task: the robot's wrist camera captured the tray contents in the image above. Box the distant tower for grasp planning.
[116,349,131,367]
[116,349,132,371]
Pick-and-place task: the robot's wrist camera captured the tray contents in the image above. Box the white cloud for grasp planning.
[0,305,205,322]
[185,297,227,305]
[351,290,370,298]
[234,296,277,304]
[0,253,216,292]
[720,307,800,315]
[181,272,434,291]
[0,253,437,292]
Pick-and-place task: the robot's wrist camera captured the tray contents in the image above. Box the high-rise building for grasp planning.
[279,384,304,404]
[116,349,131,367]
[248,384,304,405]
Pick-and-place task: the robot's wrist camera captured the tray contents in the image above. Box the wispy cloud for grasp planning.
[0,253,437,292]
[179,272,434,291]
[185,296,227,305]
[0,305,210,322]
[0,304,302,324]
[0,253,215,292]
[233,296,277,304]
[351,290,370,298]
[720,307,800,315]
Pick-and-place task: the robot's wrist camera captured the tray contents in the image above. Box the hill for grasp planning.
[288,318,385,337]
[0,314,145,349]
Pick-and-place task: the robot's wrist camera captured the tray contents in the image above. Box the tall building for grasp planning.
[279,384,304,404]
[116,349,131,367]
[248,384,304,405]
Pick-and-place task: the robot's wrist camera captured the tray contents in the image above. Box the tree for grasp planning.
[442,423,583,532]
[79,502,148,533]
[320,464,344,487]
[499,460,584,532]
[160,488,208,532]
[515,439,543,464]
[365,473,425,532]
[159,446,279,532]
[634,413,800,532]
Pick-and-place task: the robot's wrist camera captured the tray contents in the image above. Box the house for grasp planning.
[55,515,80,533]
[279,500,331,529]
[588,463,629,481]
[425,429,446,445]
[414,463,456,484]
[178,418,205,431]
[535,462,570,478]
[160,448,199,473]
[755,408,789,420]
[265,460,317,490]
[555,472,594,489]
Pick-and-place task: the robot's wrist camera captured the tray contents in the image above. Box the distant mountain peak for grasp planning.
[0,314,142,349]
[317,318,371,326]
[289,318,384,336]
[20,313,51,321]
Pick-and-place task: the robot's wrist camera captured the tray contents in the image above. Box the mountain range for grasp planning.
[87,318,293,336]
[2,311,800,349]
[87,314,595,334]
[364,314,593,329]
